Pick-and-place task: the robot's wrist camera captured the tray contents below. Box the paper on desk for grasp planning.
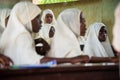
[11,60,57,69]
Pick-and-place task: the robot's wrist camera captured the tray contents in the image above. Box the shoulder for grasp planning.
[16,32,33,42]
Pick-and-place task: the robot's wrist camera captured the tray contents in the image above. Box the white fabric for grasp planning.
[47,8,84,58]
[78,36,86,45]
[35,9,56,54]
[38,24,54,45]
[0,8,11,39]
[0,1,43,65]
[113,3,120,52]
[41,9,56,25]
[36,9,56,43]
[84,22,114,57]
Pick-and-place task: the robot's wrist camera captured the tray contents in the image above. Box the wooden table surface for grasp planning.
[0,63,119,80]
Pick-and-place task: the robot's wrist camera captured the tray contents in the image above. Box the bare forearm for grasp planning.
[89,56,111,63]
[40,57,71,64]
[40,55,90,64]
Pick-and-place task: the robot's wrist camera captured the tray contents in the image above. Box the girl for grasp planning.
[0,1,89,65]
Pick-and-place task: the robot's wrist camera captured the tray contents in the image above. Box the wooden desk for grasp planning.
[0,63,119,80]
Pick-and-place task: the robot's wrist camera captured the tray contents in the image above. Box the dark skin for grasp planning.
[5,16,9,27]
[35,26,55,56]
[80,12,86,36]
[45,13,53,24]
[0,54,13,69]
[35,38,50,56]
[98,26,107,42]
[32,14,89,64]
[79,14,119,63]
[40,55,89,64]
[35,13,55,55]
[35,26,55,55]
[98,26,118,56]
[98,26,118,57]
[89,26,119,63]
[49,26,55,38]
[89,56,119,63]
[32,15,42,33]
[0,16,13,68]
[32,15,50,55]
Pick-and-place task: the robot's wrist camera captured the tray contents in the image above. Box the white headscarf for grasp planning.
[0,8,11,38]
[47,8,84,58]
[38,24,54,45]
[0,1,43,65]
[78,36,87,45]
[84,22,114,57]
[41,9,56,25]
[113,3,120,52]
[35,9,56,40]
[0,8,11,29]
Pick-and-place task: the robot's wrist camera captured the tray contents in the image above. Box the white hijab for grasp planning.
[36,9,56,40]
[84,22,114,57]
[47,8,84,58]
[113,3,120,52]
[38,24,54,45]
[78,36,87,45]
[0,1,43,65]
[41,9,56,25]
[0,8,11,38]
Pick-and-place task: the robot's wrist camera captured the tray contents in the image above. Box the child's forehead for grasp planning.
[99,26,107,32]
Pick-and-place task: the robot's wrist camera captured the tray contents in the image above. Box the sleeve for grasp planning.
[83,45,93,57]
[15,33,44,65]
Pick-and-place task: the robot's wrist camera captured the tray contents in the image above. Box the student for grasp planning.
[35,24,55,55]
[38,24,55,45]
[39,9,56,41]
[41,9,56,25]
[84,22,118,63]
[0,1,89,65]
[0,8,13,68]
[0,8,11,39]
[84,23,114,57]
[39,9,56,43]
[47,8,87,58]
[35,9,56,55]
[78,13,86,51]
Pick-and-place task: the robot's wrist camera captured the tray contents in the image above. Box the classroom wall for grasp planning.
[102,0,119,42]
[39,0,103,26]
[0,0,119,42]
[39,0,120,42]
[0,0,32,8]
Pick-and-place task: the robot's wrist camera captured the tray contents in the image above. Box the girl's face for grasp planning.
[49,26,55,38]
[32,14,42,33]
[98,26,107,42]
[45,13,53,24]
[80,12,86,36]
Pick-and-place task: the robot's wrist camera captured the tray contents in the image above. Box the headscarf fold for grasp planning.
[35,9,56,39]
[41,9,56,25]
[0,1,43,65]
[47,8,84,58]
[0,8,11,38]
[38,24,55,45]
[84,22,114,57]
